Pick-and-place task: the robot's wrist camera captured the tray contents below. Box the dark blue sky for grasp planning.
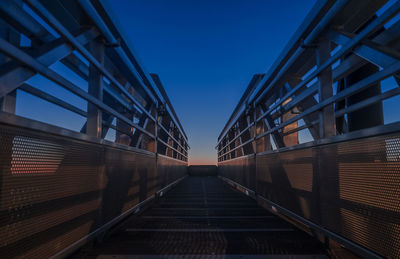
[15,1,399,164]
[107,0,317,164]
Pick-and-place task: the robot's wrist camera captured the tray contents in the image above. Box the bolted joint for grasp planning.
[157,103,167,116]
[300,38,318,49]
[245,103,254,116]
[118,106,131,115]
[102,37,121,47]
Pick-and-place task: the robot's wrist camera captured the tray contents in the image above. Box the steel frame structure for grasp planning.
[218,0,400,161]
[0,0,189,257]
[0,0,188,162]
[217,0,400,258]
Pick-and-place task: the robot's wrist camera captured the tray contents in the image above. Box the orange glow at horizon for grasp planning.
[189,157,217,166]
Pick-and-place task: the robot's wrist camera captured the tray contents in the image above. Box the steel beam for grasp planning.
[0,36,155,138]
[0,28,98,98]
[24,0,156,123]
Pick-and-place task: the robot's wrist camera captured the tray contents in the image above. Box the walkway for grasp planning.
[85,176,328,258]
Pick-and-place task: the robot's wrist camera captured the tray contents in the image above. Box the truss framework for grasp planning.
[0,0,188,161]
[217,0,400,162]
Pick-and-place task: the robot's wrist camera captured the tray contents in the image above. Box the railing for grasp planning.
[0,0,188,257]
[217,0,400,161]
[217,0,400,258]
[0,0,189,162]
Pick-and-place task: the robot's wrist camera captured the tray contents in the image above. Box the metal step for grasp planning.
[85,176,329,258]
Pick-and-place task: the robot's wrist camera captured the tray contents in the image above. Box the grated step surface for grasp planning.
[85,176,329,258]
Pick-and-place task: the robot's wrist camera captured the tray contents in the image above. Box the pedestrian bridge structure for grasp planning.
[0,0,399,258]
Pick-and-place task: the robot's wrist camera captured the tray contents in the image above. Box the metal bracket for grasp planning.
[245,103,254,116]
[300,38,318,49]
[103,37,121,47]
[157,103,167,116]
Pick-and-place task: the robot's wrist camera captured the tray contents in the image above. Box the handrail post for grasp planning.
[87,38,105,138]
[0,1,21,114]
[316,38,335,138]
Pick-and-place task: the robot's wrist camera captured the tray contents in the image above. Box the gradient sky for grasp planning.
[14,0,400,165]
[106,0,317,165]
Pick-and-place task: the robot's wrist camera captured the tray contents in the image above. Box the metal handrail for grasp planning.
[217,0,400,162]
[0,0,188,160]
[25,0,157,123]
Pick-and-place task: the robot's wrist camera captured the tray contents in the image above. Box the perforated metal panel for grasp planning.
[220,132,400,258]
[319,134,400,258]
[0,123,186,258]
[218,155,256,190]
[256,148,319,223]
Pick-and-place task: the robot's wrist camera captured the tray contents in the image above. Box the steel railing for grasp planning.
[0,0,188,162]
[216,0,400,258]
[217,0,400,162]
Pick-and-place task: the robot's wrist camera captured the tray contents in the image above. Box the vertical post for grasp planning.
[260,104,284,148]
[224,137,228,161]
[167,121,173,157]
[228,129,234,160]
[237,124,243,157]
[177,134,181,160]
[0,89,16,113]
[242,108,254,155]
[157,106,168,155]
[316,38,335,138]
[281,85,299,146]
[155,103,158,175]
[253,103,257,152]
[256,115,270,153]
[222,141,224,162]
[315,39,340,241]
[155,103,158,155]
[87,39,104,138]
[173,129,179,159]
[254,106,262,153]
[134,103,153,149]
[253,103,258,195]
[0,15,20,113]
[235,123,241,157]
[286,79,320,139]
[345,63,383,131]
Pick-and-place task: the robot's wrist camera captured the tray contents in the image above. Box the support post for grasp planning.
[86,39,104,138]
[316,38,335,138]
[155,103,158,156]
[0,14,20,113]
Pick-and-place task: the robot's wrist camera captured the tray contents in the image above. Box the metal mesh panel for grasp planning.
[218,155,256,190]
[10,136,65,174]
[0,123,186,258]
[221,132,400,258]
[320,134,400,258]
[157,155,188,187]
[256,149,318,223]
[0,124,103,258]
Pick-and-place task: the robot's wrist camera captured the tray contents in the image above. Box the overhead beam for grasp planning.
[0,28,98,98]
